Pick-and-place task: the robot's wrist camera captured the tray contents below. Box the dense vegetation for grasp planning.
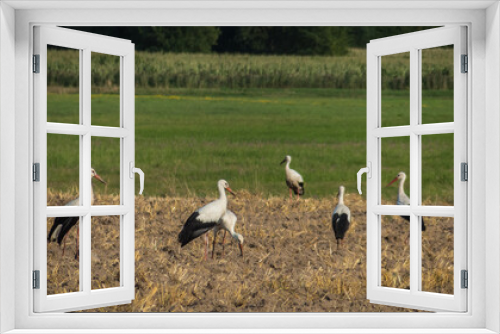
[48,47,453,91]
[69,26,433,55]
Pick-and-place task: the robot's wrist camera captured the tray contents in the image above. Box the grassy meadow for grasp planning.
[47,88,454,203]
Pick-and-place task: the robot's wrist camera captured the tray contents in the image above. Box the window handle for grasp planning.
[129,162,145,195]
[357,162,372,195]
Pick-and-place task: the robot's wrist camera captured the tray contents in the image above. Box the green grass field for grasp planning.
[47,88,454,204]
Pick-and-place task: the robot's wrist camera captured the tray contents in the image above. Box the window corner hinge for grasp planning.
[33,163,40,182]
[461,54,468,73]
[461,270,468,289]
[461,162,468,181]
[33,54,40,73]
[32,270,40,289]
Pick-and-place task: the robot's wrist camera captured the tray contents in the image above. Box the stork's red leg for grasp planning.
[222,231,227,257]
[289,188,292,201]
[75,224,79,260]
[62,236,67,256]
[212,230,217,259]
[204,234,208,261]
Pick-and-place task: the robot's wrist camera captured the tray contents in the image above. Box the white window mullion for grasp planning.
[366,43,380,299]
[409,47,420,296]
[122,48,135,297]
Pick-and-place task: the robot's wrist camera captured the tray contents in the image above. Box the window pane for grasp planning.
[381,137,410,205]
[91,137,120,205]
[47,133,80,206]
[422,216,454,294]
[92,52,120,127]
[381,52,410,127]
[47,45,80,124]
[421,133,454,206]
[421,46,454,124]
[381,215,410,289]
[47,216,80,295]
[92,216,121,290]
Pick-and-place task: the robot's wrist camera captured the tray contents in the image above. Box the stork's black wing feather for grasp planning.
[178,212,217,247]
[332,213,350,240]
[48,216,76,243]
[400,215,426,231]
[55,217,79,245]
[47,217,63,242]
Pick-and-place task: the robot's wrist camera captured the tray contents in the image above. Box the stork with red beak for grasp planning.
[47,168,107,259]
[178,179,236,260]
[386,171,426,231]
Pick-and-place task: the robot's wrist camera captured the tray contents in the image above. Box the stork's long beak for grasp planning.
[225,187,236,196]
[280,158,287,165]
[239,243,244,257]
[94,173,107,184]
[386,176,398,187]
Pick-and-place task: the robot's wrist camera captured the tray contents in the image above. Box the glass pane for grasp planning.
[92,52,120,127]
[421,46,454,124]
[92,216,120,290]
[381,137,410,205]
[421,134,454,205]
[422,216,454,294]
[47,45,80,124]
[381,215,410,289]
[47,133,80,206]
[381,52,410,127]
[91,137,120,205]
[47,216,80,295]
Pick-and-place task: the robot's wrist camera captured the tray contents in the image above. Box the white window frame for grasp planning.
[366,26,467,312]
[33,26,136,312]
[0,1,499,333]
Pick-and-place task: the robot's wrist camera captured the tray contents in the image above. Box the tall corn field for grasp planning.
[47,48,453,91]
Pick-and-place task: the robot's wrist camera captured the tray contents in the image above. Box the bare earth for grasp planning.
[46,191,453,312]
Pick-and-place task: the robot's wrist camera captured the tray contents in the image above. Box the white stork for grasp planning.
[178,179,236,260]
[280,155,304,200]
[386,171,426,231]
[212,210,244,258]
[332,185,351,250]
[48,168,106,259]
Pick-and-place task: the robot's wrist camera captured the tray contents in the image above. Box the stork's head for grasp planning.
[91,168,107,184]
[218,179,236,196]
[235,233,244,256]
[337,185,345,197]
[386,171,406,187]
[280,155,291,165]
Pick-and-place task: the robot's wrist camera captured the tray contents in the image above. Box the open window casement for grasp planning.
[365,26,467,312]
[33,26,137,312]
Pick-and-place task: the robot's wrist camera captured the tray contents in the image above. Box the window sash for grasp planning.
[366,26,467,312]
[33,26,136,313]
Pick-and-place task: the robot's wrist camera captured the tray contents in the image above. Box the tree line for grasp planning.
[70,26,433,56]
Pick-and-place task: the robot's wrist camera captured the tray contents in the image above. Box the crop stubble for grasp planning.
[47,191,453,312]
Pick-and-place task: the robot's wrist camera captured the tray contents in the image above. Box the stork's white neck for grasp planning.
[338,188,345,206]
[285,159,291,171]
[398,175,406,197]
[90,180,95,205]
[218,183,227,202]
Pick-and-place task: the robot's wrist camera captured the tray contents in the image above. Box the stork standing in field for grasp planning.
[386,171,426,231]
[47,168,106,259]
[178,179,236,260]
[212,210,244,259]
[332,185,351,250]
[280,155,304,201]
